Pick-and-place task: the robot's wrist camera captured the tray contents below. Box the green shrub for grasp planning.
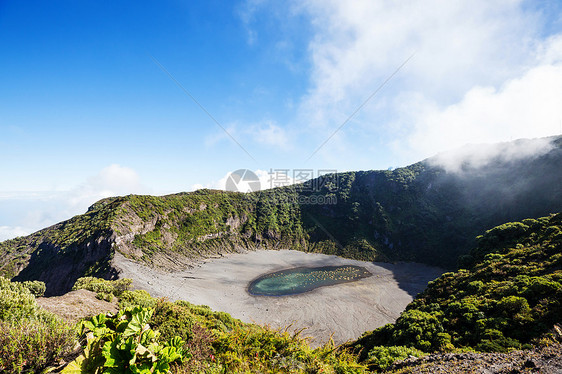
[365,345,425,370]
[147,299,367,373]
[151,300,197,343]
[212,323,367,373]
[72,277,132,297]
[389,309,446,351]
[63,307,189,373]
[0,277,77,373]
[95,292,113,302]
[0,276,39,320]
[177,323,216,373]
[22,280,46,297]
[119,289,156,309]
[0,318,76,374]
[497,296,532,323]
[476,328,521,353]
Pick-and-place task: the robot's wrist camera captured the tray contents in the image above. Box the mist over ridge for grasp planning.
[0,136,560,295]
[427,135,557,173]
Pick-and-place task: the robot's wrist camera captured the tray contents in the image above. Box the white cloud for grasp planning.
[257,0,560,168]
[0,226,30,242]
[0,165,149,241]
[68,164,147,208]
[399,44,562,165]
[250,121,290,149]
[205,121,291,151]
[427,137,556,173]
[296,0,542,128]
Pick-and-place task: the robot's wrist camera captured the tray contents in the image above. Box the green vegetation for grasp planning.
[73,276,156,309]
[151,299,366,373]
[63,307,188,374]
[73,276,133,303]
[22,280,46,297]
[1,211,561,372]
[0,276,76,373]
[68,278,368,373]
[351,213,562,364]
[2,137,561,296]
[364,346,425,371]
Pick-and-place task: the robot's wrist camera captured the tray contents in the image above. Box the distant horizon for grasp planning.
[1,1,562,240]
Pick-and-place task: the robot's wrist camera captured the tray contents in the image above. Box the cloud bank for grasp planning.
[401,36,562,164]
[245,0,562,167]
[0,164,149,241]
[428,136,556,173]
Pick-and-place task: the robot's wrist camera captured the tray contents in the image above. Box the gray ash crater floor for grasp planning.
[113,249,444,346]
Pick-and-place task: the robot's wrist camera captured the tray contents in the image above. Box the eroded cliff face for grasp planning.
[13,232,118,296]
[110,199,250,271]
[2,137,561,295]
[1,196,124,295]
[1,194,302,295]
[107,195,310,272]
[112,201,163,259]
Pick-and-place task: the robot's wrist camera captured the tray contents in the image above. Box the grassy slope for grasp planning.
[2,213,561,372]
[0,275,368,373]
[351,213,562,362]
[1,137,560,294]
[0,197,123,284]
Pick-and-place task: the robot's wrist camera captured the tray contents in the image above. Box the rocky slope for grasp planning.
[1,136,561,295]
[388,343,562,373]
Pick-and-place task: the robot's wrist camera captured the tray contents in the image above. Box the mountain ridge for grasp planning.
[1,136,561,295]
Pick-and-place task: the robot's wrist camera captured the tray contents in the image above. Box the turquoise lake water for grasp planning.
[248,265,372,296]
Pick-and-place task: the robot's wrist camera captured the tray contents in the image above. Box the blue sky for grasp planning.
[1,0,562,240]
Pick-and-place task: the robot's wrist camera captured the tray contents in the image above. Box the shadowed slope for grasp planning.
[1,136,560,295]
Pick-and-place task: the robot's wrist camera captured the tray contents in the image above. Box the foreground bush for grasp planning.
[0,317,76,373]
[22,280,46,297]
[141,299,368,373]
[149,300,366,373]
[0,276,40,320]
[119,289,156,309]
[212,323,366,373]
[63,306,188,373]
[72,276,132,297]
[72,277,157,309]
[0,276,77,373]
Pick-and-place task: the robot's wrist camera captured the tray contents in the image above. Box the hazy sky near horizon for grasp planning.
[1,0,562,240]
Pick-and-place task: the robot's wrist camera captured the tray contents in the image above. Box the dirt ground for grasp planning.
[113,249,443,346]
[37,289,118,323]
